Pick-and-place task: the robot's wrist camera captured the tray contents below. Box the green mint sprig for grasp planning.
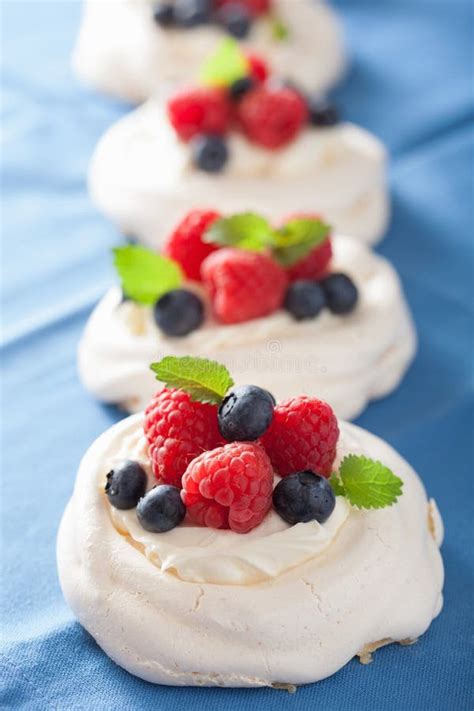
[204,212,331,267]
[330,455,403,509]
[205,213,274,252]
[113,245,183,306]
[199,38,249,88]
[150,356,234,405]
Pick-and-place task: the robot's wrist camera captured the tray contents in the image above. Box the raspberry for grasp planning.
[201,247,287,324]
[163,209,221,281]
[279,213,332,282]
[245,52,269,83]
[144,389,225,488]
[261,396,339,478]
[287,239,333,282]
[236,85,308,149]
[215,0,271,18]
[167,87,231,142]
[181,442,274,533]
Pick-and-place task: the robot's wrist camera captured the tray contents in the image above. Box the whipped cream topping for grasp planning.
[78,236,416,418]
[73,0,345,103]
[88,100,389,247]
[108,427,350,585]
[57,414,444,687]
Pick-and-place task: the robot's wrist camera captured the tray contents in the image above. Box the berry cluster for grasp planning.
[167,44,339,173]
[106,357,339,535]
[153,0,271,40]
[117,209,358,338]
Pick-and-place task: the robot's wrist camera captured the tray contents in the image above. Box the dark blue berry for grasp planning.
[105,460,147,510]
[174,0,211,27]
[152,2,175,26]
[218,385,275,441]
[137,485,186,532]
[229,76,255,100]
[308,98,339,127]
[273,470,335,525]
[216,3,251,38]
[192,135,229,173]
[321,273,358,315]
[284,280,326,320]
[153,288,204,337]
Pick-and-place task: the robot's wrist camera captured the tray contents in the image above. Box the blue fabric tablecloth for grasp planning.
[1,1,473,709]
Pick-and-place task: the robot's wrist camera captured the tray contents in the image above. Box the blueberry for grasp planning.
[153,288,204,337]
[192,135,229,173]
[137,485,186,532]
[174,0,211,27]
[321,273,358,315]
[216,3,251,38]
[308,98,339,127]
[105,460,147,510]
[273,470,335,525]
[229,76,255,101]
[218,385,275,441]
[152,2,175,26]
[284,280,326,321]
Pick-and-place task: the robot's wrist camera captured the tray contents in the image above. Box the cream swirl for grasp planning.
[73,0,345,103]
[78,236,416,418]
[57,415,444,687]
[88,101,389,247]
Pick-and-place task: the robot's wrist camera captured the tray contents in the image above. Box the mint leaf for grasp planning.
[113,246,182,305]
[204,212,274,252]
[272,218,331,267]
[270,15,290,41]
[200,38,249,87]
[337,455,403,509]
[150,356,234,405]
[204,213,331,264]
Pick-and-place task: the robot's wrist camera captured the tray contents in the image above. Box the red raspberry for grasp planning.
[279,213,332,282]
[215,0,271,18]
[201,247,287,324]
[163,209,221,281]
[261,396,339,478]
[287,239,333,282]
[181,442,274,533]
[167,87,231,142]
[245,52,269,83]
[236,85,308,149]
[144,389,225,488]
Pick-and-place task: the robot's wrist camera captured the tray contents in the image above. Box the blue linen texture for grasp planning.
[1,1,473,709]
